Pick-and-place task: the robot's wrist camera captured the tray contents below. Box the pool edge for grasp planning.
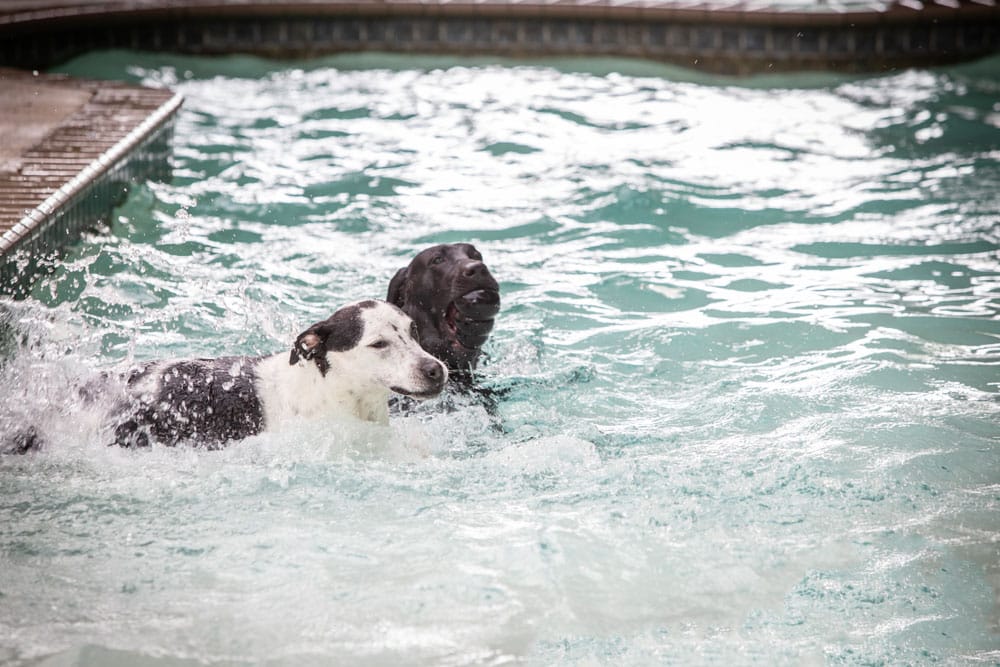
[0,75,182,299]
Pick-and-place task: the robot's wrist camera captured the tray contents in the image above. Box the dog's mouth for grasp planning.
[445,289,500,350]
[390,386,444,400]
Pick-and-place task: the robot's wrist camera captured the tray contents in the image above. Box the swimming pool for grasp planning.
[1,50,998,664]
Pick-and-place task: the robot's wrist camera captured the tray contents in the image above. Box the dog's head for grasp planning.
[386,243,500,375]
[289,300,448,399]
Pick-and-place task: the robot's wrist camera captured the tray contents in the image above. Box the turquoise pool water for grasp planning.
[1,51,999,665]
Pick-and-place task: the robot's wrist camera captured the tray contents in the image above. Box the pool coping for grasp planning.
[1,0,996,25]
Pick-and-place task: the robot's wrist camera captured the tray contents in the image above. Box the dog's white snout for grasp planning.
[421,357,446,384]
[411,353,448,398]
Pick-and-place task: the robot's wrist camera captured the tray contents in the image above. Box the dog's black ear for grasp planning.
[290,330,322,365]
[290,326,332,375]
[289,305,367,374]
[386,267,408,308]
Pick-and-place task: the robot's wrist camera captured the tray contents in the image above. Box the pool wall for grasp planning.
[2,0,998,75]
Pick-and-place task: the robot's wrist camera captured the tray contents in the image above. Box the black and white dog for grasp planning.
[4,244,502,454]
[387,243,500,382]
[1,300,446,452]
[111,299,446,448]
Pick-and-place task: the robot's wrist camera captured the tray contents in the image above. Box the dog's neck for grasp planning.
[255,352,391,428]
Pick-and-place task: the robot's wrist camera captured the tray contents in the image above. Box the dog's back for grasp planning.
[112,357,265,448]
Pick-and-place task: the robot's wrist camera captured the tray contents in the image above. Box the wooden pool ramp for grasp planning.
[0,68,182,297]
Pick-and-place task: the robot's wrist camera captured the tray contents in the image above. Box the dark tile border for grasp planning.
[0,0,997,74]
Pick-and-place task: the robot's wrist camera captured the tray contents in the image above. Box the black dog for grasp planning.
[387,243,500,382]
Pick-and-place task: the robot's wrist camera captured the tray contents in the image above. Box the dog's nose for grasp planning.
[462,261,486,278]
[421,359,445,383]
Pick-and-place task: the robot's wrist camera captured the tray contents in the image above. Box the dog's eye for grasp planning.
[430,255,444,265]
[369,340,389,350]
[409,323,419,339]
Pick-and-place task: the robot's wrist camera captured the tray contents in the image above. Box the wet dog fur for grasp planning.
[387,243,500,382]
[4,300,447,452]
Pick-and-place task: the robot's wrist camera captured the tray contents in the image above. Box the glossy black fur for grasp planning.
[387,244,500,380]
